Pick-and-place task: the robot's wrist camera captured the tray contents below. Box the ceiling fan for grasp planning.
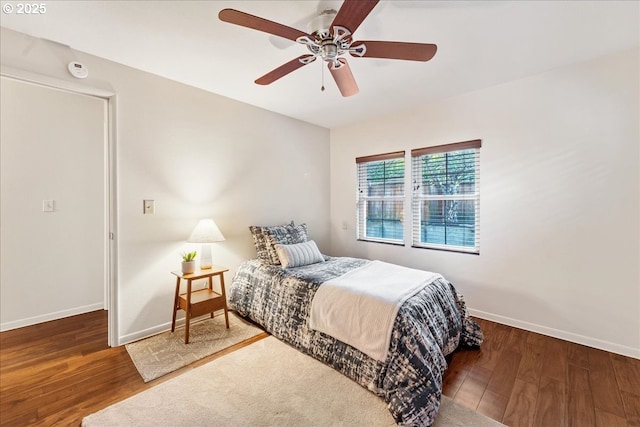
[218,0,437,97]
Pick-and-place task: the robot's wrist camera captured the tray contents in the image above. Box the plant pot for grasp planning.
[181,261,196,274]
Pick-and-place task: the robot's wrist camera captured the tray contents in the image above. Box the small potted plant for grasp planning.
[181,251,197,274]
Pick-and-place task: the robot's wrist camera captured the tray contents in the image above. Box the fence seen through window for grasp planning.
[356,151,405,244]
[411,140,481,253]
[355,141,480,253]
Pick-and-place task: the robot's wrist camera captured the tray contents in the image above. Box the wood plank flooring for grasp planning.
[1,311,638,426]
[443,318,640,427]
[0,311,267,426]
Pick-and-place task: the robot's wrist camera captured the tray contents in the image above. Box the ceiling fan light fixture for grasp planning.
[321,43,338,61]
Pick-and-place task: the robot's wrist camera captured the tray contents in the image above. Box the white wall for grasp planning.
[1,77,107,329]
[1,27,330,344]
[330,48,639,358]
[3,26,637,358]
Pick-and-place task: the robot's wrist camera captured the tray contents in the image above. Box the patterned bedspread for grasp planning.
[229,257,483,426]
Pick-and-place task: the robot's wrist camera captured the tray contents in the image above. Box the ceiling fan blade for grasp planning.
[255,55,316,85]
[328,59,359,97]
[331,0,379,34]
[351,41,437,61]
[219,9,310,42]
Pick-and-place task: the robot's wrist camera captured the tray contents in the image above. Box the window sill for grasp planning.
[411,245,479,255]
[357,239,405,247]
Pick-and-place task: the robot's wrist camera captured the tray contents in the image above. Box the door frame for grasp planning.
[1,65,119,347]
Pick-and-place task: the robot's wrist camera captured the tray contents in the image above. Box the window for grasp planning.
[411,140,481,254]
[356,151,405,244]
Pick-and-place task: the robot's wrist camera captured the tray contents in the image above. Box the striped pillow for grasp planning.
[274,240,325,269]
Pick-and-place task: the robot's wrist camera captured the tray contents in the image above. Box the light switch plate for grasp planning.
[42,200,55,212]
[143,200,154,215]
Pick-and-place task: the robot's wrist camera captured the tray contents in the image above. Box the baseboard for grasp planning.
[118,316,206,346]
[118,321,175,346]
[469,308,640,360]
[119,309,640,359]
[0,303,104,332]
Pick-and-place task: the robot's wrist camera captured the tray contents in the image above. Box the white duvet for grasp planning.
[308,260,441,362]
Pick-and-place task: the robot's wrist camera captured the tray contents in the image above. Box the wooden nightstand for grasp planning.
[171,266,230,344]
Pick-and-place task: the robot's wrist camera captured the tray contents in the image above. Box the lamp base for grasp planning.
[200,243,213,270]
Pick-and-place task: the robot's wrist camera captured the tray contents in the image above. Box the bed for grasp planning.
[229,223,483,427]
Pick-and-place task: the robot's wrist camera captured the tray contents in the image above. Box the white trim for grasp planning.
[118,316,209,345]
[107,95,119,347]
[119,322,173,346]
[412,241,479,254]
[469,308,640,360]
[359,196,406,202]
[102,96,110,312]
[414,194,480,201]
[0,65,114,97]
[0,304,105,332]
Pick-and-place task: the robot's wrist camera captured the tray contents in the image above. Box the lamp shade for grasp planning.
[187,219,225,243]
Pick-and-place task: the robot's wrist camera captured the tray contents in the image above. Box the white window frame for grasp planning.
[411,140,481,254]
[356,151,405,245]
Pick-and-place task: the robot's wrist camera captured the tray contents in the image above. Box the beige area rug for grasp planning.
[86,336,505,427]
[126,311,265,382]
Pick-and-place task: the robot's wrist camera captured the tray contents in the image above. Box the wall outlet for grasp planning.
[143,200,154,215]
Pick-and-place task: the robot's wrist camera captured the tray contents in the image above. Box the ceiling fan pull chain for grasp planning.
[321,63,325,92]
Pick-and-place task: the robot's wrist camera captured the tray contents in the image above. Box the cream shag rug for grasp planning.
[126,311,265,382]
[87,336,504,427]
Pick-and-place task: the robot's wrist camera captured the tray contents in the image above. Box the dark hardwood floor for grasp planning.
[0,311,638,426]
[0,311,268,426]
[443,318,640,427]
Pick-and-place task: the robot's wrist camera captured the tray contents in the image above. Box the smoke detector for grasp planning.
[67,61,88,79]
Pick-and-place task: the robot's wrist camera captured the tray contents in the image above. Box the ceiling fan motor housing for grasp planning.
[321,43,338,60]
[297,22,357,65]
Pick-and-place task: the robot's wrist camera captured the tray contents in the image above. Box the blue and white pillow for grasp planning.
[275,240,325,269]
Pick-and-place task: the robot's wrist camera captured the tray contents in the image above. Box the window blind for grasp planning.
[411,140,481,253]
[356,151,405,244]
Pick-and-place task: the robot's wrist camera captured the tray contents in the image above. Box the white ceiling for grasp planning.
[1,1,638,129]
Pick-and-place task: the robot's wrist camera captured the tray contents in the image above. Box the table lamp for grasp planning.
[187,218,225,269]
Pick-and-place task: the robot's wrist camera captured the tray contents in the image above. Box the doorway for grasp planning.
[0,75,115,344]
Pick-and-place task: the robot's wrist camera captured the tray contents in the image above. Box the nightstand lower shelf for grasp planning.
[177,289,226,318]
[171,267,230,344]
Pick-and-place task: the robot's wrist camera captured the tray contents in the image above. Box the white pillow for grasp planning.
[275,240,325,268]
